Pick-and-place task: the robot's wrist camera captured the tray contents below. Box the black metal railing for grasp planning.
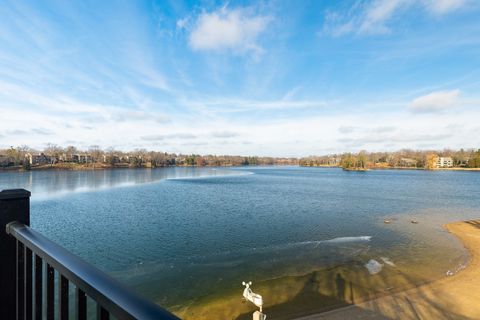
[0,189,180,320]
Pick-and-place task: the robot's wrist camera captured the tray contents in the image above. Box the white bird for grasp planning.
[242,281,264,312]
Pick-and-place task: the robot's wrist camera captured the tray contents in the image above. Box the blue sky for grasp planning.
[1,0,479,156]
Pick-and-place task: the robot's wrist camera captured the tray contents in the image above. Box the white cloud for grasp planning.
[2,100,480,156]
[409,89,461,113]
[188,7,270,56]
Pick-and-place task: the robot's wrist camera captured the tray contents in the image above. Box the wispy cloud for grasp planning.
[359,0,409,35]
[338,132,451,147]
[31,128,54,135]
[182,98,327,113]
[409,89,461,113]
[4,128,53,136]
[210,130,239,138]
[338,126,396,134]
[422,0,467,15]
[140,133,197,141]
[187,6,271,57]
[111,110,170,124]
[322,0,470,36]
[322,0,410,36]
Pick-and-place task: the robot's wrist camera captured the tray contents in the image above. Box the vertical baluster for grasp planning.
[34,255,42,320]
[96,304,109,320]
[75,288,87,320]
[46,264,54,320]
[17,240,25,320]
[58,275,69,320]
[24,248,33,320]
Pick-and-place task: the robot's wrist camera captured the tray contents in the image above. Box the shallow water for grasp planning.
[1,166,479,317]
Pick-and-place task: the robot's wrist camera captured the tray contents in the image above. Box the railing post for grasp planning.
[0,189,31,320]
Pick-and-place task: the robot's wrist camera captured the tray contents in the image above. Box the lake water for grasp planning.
[1,167,480,319]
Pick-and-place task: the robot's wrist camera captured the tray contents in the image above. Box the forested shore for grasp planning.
[1,145,480,171]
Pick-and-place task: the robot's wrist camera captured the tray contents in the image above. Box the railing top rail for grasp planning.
[0,189,31,200]
[6,221,180,320]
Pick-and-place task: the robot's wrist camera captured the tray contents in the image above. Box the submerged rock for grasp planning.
[381,257,396,267]
[365,259,383,275]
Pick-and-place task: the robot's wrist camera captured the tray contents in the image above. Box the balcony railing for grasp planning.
[0,189,180,320]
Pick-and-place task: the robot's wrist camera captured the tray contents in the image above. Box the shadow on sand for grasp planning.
[465,220,480,230]
[234,260,469,320]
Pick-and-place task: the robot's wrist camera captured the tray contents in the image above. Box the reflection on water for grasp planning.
[0,167,245,199]
[1,167,480,318]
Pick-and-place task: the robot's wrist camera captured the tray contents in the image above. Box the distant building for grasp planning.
[71,153,91,163]
[26,153,52,165]
[102,154,120,164]
[437,156,453,168]
[25,153,32,164]
[77,154,92,163]
[0,155,14,167]
[58,153,73,162]
[328,157,341,166]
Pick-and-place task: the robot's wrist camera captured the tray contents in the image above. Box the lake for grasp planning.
[1,166,479,319]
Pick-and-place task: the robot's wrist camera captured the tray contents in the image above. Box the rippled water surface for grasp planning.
[1,167,480,317]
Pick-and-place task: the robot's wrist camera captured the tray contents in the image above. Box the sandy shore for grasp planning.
[171,219,479,320]
[297,220,480,320]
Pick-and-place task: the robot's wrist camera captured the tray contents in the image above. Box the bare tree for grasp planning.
[88,145,102,169]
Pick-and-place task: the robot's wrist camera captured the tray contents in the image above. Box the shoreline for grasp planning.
[301,165,480,172]
[0,163,299,172]
[297,220,480,320]
[2,164,480,173]
[171,219,479,320]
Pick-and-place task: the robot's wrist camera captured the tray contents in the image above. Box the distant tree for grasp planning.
[65,145,77,162]
[468,150,480,168]
[356,151,368,169]
[424,153,438,170]
[195,156,206,166]
[88,145,102,168]
[340,153,356,169]
[185,155,195,166]
[104,147,119,166]
[6,147,19,166]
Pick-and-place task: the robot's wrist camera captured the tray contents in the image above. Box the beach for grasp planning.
[298,220,480,320]
[172,219,480,320]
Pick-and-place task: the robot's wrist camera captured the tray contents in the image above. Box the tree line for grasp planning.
[2,145,480,170]
[299,149,480,169]
[0,144,298,169]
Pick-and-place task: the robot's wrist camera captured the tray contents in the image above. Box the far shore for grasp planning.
[297,220,480,320]
[0,163,251,172]
[2,163,480,173]
[302,165,480,172]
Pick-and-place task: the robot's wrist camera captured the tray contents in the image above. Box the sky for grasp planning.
[0,0,479,157]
